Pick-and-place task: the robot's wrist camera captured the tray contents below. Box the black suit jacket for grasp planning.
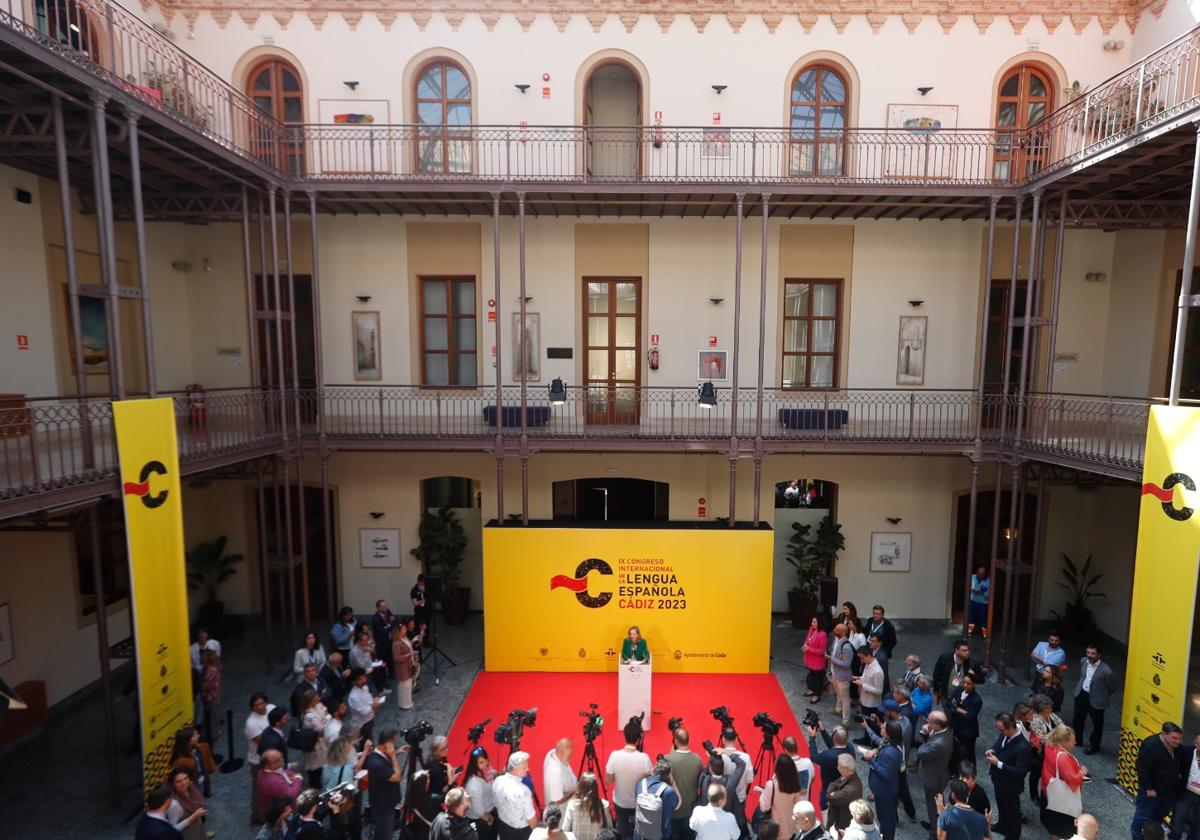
[1137,734,1181,796]
[367,751,402,813]
[865,618,898,657]
[258,726,289,765]
[371,611,395,654]
[134,814,183,840]
[808,732,855,805]
[319,664,344,699]
[291,678,328,718]
[946,689,983,741]
[989,733,1032,790]
[932,653,979,702]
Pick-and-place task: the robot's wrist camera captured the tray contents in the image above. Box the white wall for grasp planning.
[0,166,56,396]
[1132,1,1200,58]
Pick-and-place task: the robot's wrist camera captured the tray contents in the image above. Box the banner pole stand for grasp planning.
[220,708,245,774]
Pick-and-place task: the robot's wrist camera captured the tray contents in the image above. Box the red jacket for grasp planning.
[1041,745,1084,794]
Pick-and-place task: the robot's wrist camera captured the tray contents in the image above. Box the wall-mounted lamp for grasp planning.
[1103,39,1125,51]
[369,511,385,520]
[356,295,372,303]
[886,516,902,524]
[917,86,934,96]
[908,299,925,307]
[171,260,193,273]
[711,84,728,94]
[515,83,531,94]
[517,295,533,303]
[698,381,718,409]
[343,81,359,90]
[1084,272,1107,283]
[709,297,725,305]
[548,377,567,406]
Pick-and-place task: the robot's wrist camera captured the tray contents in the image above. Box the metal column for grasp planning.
[241,186,260,389]
[1022,469,1047,680]
[1043,194,1068,394]
[321,455,335,621]
[962,460,981,634]
[518,192,529,525]
[308,192,326,439]
[91,93,125,400]
[256,462,273,670]
[125,110,156,397]
[1169,123,1200,405]
[89,506,120,806]
[753,194,770,524]
[257,194,275,399]
[491,194,504,523]
[283,192,309,627]
[268,187,287,438]
[728,193,745,526]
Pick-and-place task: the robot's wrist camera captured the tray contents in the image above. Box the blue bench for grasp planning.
[777,408,849,430]
[483,405,553,427]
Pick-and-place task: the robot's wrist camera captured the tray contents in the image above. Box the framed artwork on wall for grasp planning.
[884,103,959,179]
[315,98,393,175]
[870,532,912,573]
[352,310,382,381]
[0,602,12,665]
[62,287,110,375]
[360,528,401,568]
[511,312,540,382]
[697,350,728,382]
[896,316,927,386]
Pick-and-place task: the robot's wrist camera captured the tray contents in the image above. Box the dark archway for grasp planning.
[552,477,667,522]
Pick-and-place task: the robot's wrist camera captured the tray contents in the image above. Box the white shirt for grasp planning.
[1187,750,1200,794]
[190,639,221,671]
[860,659,885,708]
[544,748,578,803]
[690,804,740,840]
[1082,660,1099,692]
[324,716,344,743]
[493,772,537,829]
[792,756,815,790]
[465,774,495,818]
[347,684,375,728]
[606,746,652,809]
[244,705,275,766]
[293,645,328,676]
[720,750,752,801]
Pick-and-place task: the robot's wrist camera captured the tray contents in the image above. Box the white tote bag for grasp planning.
[1046,750,1083,817]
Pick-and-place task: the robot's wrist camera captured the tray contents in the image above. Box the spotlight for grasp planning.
[711,85,727,94]
[917,86,933,96]
[698,382,717,409]
[356,295,372,303]
[369,511,384,520]
[709,297,725,305]
[548,378,567,406]
[343,81,359,90]
[515,84,531,94]
[908,299,924,307]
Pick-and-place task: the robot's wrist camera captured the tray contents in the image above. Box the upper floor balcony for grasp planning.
[0,385,1155,520]
[1,0,1197,203]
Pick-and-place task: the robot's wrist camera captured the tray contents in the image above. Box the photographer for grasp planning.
[665,726,703,839]
[606,721,653,839]
[697,742,746,838]
[864,700,915,822]
[634,758,680,840]
[853,648,886,745]
[295,788,328,840]
[431,788,479,840]
[428,735,457,798]
[803,723,852,810]
[864,720,905,840]
[713,729,751,839]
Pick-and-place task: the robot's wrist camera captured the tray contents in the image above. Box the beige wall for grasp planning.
[0,167,56,396]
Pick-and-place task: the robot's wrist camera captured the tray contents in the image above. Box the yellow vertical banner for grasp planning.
[1118,405,1200,792]
[113,398,193,794]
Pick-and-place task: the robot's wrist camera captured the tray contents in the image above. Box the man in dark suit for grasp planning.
[932,640,979,706]
[866,605,898,658]
[985,712,1032,840]
[135,785,184,840]
[916,710,954,840]
[866,721,905,840]
[806,722,855,809]
[258,706,290,766]
[366,729,405,840]
[320,651,349,700]
[1171,734,1200,840]
[290,662,328,718]
[1072,643,1117,755]
[370,600,396,692]
[1131,721,1184,839]
[945,673,983,766]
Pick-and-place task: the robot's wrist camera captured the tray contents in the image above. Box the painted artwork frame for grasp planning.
[896,315,927,386]
[697,350,729,382]
[352,310,382,381]
[63,287,110,375]
[315,98,393,175]
[702,127,731,160]
[870,532,912,573]
[359,528,401,569]
[883,103,960,179]
[511,312,541,382]
[0,602,12,665]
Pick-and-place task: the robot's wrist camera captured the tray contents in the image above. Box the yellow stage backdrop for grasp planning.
[113,398,193,793]
[483,526,773,673]
[1118,405,1200,792]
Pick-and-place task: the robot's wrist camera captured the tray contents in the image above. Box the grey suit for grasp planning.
[1073,656,1117,751]
[916,727,953,840]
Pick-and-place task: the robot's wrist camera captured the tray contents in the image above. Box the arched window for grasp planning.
[247,57,305,175]
[415,59,472,174]
[994,63,1054,180]
[789,63,847,177]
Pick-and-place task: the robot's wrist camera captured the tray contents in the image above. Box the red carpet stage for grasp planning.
[444,672,821,816]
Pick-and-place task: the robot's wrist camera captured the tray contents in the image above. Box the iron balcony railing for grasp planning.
[0,386,1155,509]
[2,0,1198,189]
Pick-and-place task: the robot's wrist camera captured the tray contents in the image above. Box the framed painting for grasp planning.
[697,350,728,382]
[63,287,109,375]
[870,532,912,573]
[315,98,393,175]
[884,103,959,179]
[511,312,540,382]
[359,528,401,569]
[352,310,382,381]
[896,316,927,386]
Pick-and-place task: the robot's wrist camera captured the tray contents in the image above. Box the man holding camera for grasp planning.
[804,722,853,810]
[431,787,478,840]
[666,727,704,840]
[607,721,654,838]
[866,700,916,822]
[715,728,751,838]
[854,647,886,745]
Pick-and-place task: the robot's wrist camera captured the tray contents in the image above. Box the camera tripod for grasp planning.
[715,724,748,752]
[751,730,782,785]
[577,735,610,799]
[420,600,456,686]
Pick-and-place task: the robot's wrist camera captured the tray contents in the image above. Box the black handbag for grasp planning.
[288,723,319,752]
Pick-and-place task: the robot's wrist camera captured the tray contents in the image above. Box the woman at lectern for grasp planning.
[620,626,650,664]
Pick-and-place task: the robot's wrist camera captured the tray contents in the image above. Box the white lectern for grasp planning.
[618,662,651,731]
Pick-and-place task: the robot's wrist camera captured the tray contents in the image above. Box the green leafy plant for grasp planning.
[186,536,244,632]
[1050,553,1107,642]
[410,505,468,590]
[785,515,845,600]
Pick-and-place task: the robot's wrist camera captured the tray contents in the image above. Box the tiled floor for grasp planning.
[0,615,1137,839]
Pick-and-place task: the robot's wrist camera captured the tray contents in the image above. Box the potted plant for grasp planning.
[1051,553,1107,643]
[410,505,471,625]
[185,536,244,637]
[784,516,845,628]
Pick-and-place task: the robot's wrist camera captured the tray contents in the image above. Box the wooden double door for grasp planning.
[584,277,641,424]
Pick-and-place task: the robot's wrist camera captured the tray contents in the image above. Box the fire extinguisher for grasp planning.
[647,348,659,370]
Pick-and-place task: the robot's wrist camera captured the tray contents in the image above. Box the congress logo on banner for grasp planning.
[1140,472,1195,521]
[550,558,613,608]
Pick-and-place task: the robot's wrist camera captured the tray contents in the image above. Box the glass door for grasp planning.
[585,278,641,424]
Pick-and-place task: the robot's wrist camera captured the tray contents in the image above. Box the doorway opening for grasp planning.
[771,479,838,613]
[552,477,668,522]
[584,62,641,179]
[255,481,337,624]
[950,488,1039,625]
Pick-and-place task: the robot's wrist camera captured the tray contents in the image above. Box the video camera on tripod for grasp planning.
[466,718,492,746]
[494,707,538,752]
[710,705,735,728]
[667,716,684,733]
[580,704,604,742]
[402,720,435,749]
[753,711,783,740]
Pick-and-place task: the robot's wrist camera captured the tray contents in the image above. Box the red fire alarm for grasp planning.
[712,112,721,124]
[16,334,28,350]
[487,311,496,323]
[698,497,707,518]
[491,345,497,357]
[708,336,718,347]
[542,72,551,82]
[542,87,551,99]
[650,334,660,346]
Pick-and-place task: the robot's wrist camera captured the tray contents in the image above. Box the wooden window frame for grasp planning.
[246,56,306,175]
[781,278,842,390]
[418,275,477,387]
[414,59,473,175]
[789,63,849,178]
[993,63,1054,181]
